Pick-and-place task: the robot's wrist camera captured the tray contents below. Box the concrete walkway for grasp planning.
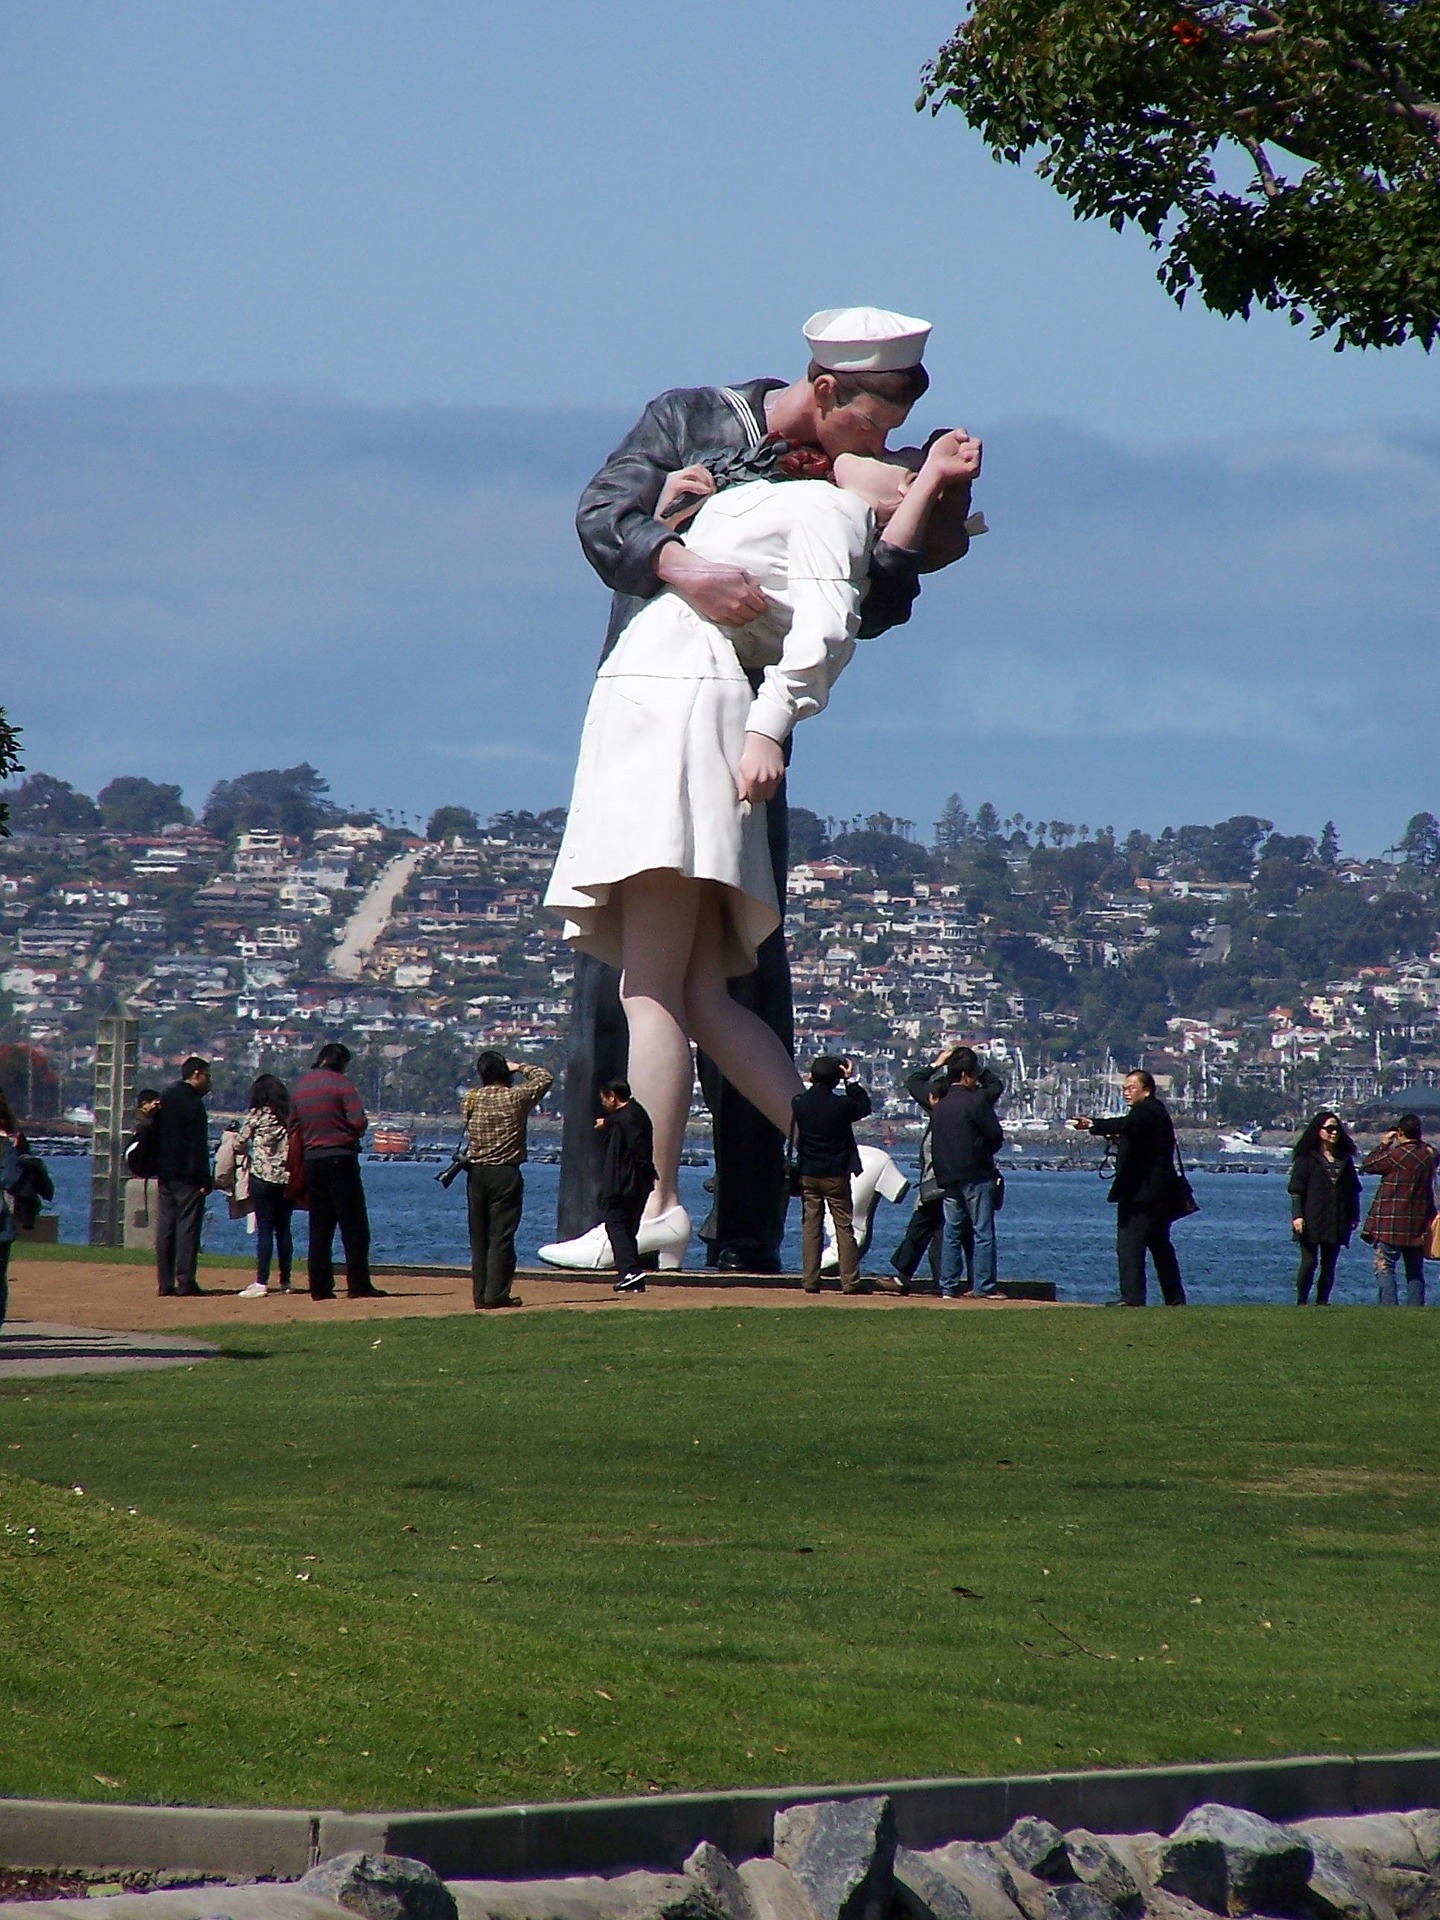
[328,846,425,982]
[0,1322,217,1378]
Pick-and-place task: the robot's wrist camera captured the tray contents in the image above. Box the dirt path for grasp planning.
[3,1255,1062,1335]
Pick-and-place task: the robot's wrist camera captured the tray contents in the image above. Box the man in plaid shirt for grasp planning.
[1361,1113,1437,1306]
[460,1051,553,1310]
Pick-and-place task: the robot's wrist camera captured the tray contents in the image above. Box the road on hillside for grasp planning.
[328,846,425,982]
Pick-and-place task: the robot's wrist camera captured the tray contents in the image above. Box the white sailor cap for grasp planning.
[803,305,932,373]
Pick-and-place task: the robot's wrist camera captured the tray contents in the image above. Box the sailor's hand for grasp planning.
[736,731,785,804]
[656,465,716,528]
[655,545,767,624]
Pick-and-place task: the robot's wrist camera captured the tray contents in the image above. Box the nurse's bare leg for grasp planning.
[684,885,804,1137]
[617,869,699,1218]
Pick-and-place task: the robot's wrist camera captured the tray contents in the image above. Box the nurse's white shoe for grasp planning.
[538,1205,692,1273]
[821,1145,911,1272]
[637,1205,691,1271]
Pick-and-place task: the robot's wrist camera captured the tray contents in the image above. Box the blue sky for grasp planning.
[2,1,1437,851]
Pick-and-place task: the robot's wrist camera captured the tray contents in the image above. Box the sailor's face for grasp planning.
[816,392,911,459]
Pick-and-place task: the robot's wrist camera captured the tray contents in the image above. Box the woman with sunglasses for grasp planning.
[1288,1110,1362,1304]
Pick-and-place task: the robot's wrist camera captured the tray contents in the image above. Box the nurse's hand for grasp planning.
[736,732,785,804]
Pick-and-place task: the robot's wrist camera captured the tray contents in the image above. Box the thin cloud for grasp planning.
[1,389,1434,849]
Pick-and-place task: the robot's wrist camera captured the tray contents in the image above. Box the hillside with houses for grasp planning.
[3,765,1439,1128]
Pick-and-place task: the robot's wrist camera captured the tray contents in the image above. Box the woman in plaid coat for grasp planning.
[1360,1113,1438,1306]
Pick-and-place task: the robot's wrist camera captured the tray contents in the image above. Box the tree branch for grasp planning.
[1242,135,1285,196]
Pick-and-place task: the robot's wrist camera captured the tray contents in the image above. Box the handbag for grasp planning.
[1169,1141,1201,1222]
[284,1120,308,1210]
[227,1143,253,1220]
[10,1150,54,1232]
[212,1129,238,1195]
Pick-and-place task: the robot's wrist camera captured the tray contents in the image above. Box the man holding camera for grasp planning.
[1072,1069,1187,1306]
[459,1051,553,1309]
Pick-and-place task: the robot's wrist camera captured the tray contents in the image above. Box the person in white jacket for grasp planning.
[544,429,979,1269]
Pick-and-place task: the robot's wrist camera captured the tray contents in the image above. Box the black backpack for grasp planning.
[126,1117,161,1179]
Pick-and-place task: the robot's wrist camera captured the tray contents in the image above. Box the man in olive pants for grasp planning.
[460,1051,553,1308]
[790,1056,871,1294]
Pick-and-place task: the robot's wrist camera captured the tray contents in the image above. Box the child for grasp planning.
[594,1079,657,1294]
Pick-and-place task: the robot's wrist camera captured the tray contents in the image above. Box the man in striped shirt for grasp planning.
[290,1042,385,1301]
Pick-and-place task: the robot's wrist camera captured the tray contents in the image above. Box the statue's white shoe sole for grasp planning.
[538,1204,692,1273]
[537,1223,613,1270]
[821,1146,912,1272]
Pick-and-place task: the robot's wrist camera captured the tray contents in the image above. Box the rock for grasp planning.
[1297,1833,1391,1920]
[1401,1814,1440,1875]
[1157,1806,1312,1915]
[1063,1834,1143,1916]
[1002,1865,1054,1920]
[1043,1888,1123,1920]
[301,1855,459,1920]
[596,1873,726,1920]
[1296,1823,1426,1877]
[451,1873,722,1920]
[895,1849,979,1920]
[927,1844,1028,1920]
[1005,1823,1074,1885]
[1372,1876,1440,1920]
[1294,1820,1436,1920]
[772,1797,897,1920]
[739,1859,824,1920]
[686,1846,757,1920]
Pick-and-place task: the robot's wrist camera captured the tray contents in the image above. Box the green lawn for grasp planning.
[1,1308,1436,1811]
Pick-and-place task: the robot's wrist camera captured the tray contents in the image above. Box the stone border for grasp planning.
[3,1752,1439,1880]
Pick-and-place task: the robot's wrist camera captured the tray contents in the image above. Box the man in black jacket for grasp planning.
[558,308,982,1274]
[791,1056,872,1294]
[154,1056,212,1298]
[1073,1070,1187,1306]
[890,1046,1006,1289]
[930,1048,1005,1299]
[596,1079,657,1295]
